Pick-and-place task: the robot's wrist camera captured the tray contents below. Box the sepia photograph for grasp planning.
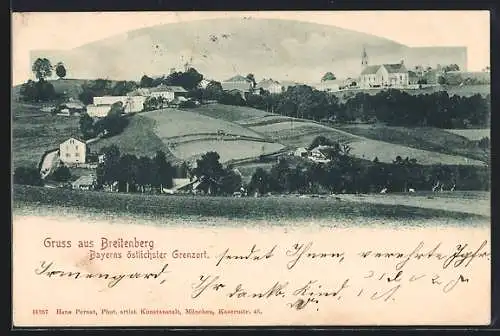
[11,10,491,327]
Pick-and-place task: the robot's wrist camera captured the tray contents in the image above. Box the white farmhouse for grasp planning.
[86,104,112,118]
[314,79,343,92]
[123,95,147,113]
[93,96,128,105]
[60,137,86,165]
[255,79,283,94]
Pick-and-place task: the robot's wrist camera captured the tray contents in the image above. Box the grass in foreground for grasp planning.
[13,185,489,222]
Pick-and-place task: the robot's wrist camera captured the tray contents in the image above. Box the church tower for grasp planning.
[361,46,368,70]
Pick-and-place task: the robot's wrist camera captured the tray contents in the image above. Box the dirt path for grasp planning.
[39,150,59,179]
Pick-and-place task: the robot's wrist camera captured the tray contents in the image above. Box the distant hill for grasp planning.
[31,18,467,83]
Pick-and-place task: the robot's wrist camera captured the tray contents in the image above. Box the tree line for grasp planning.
[95,146,175,193]
[224,86,490,129]
[18,58,67,102]
[79,102,129,140]
[245,136,490,195]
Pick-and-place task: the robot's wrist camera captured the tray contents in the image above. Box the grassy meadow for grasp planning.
[12,102,80,168]
[338,124,489,162]
[13,185,489,225]
[444,129,490,141]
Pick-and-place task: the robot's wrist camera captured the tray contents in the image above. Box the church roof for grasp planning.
[361,63,408,75]
[361,65,380,75]
[224,75,252,83]
[384,63,408,73]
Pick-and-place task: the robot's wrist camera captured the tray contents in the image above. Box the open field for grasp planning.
[89,115,176,161]
[170,139,285,163]
[12,102,80,168]
[338,124,489,162]
[336,191,490,217]
[244,117,486,166]
[348,138,486,165]
[185,104,273,122]
[444,129,490,141]
[237,115,308,127]
[143,109,264,140]
[13,185,489,225]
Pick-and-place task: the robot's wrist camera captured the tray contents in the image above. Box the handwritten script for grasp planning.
[33,239,489,311]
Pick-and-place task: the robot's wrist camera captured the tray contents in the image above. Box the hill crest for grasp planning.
[31,18,467,83]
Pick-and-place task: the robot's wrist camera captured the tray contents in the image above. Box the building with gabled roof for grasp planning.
[360,62,409,88]
[359,48,409,88]
[255,78,283,94]
[60,137,87,165]
[221,75,253,93]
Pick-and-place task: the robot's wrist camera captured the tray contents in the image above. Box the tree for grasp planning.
[14,167,43,186]
[152,151,174,190]
[192,151,226,195]
[140,75,154,88]
[51,165,71,182]
[19,79,57,102]
[79,113,95,139]
[443,64,460,72]
[32,58,53,81]
[55,62,67,79]
[321,72,336,81]
[246,73,256,88]
[308,136,335,150]
[248,168,273,195]
[117,154,139,192]
[165,68,203,91]
[204,81,224,101]
[136,156,153,192]
[111,81,137,96]
[96,145,121,187]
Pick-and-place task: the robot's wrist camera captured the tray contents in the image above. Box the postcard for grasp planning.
[11,11,491,327]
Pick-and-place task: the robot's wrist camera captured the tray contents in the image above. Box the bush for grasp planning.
[14,167,43,186]
[51,166,72,182]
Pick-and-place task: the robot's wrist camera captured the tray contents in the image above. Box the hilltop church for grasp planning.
[359,47,409,88]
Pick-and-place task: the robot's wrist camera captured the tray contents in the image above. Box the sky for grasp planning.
[12,11,490,85]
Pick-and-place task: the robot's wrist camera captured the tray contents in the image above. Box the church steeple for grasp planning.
[361,46,368,69]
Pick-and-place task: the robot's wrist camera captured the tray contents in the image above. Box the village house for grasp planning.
[149,85,188,102]
[93,96,128,106]
[60,137,86,165]
[359,47,409,88]
[71,174,97,191]
[123,95,147,113]
[314,79,343,92]
[221,75,253,94]
[308,145,332,164]
[86,104,112,118]
[198,79,212,89]
[254,79,284,94]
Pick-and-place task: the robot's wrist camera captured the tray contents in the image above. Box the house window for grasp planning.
[75,145,78,150]
[75,152,79,157]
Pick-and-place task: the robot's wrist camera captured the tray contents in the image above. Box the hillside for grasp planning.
[338,124,489,162]
[31,18,467,83]
[12,100,487,182]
